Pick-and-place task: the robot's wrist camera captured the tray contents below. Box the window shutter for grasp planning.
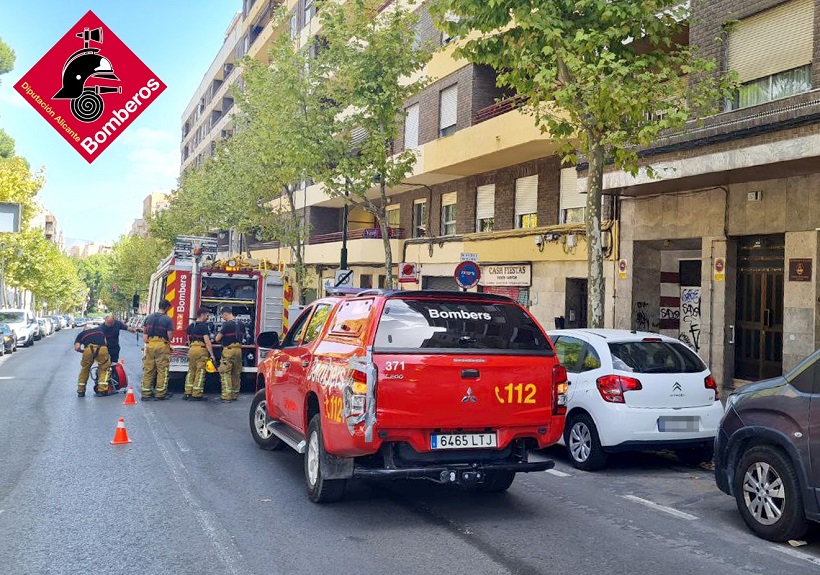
[728,0,814,83]
[404,104,419,149]
[476,184,495,221]
[439,85,458,130]
[559,168,583,210]
[441,191,457,206]
[515,175,538,220]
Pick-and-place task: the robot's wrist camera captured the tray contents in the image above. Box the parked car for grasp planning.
[50,316,62,331]
[547,329,722,470]
[73,317,88,328]
[0,324,16,353]
[715,349,820,542]
[36,318,52,337]
[250,290,569,503]
[0,309,37,347]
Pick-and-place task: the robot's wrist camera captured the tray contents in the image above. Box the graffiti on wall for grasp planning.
[679,287,701,353]
[635,301,650,331]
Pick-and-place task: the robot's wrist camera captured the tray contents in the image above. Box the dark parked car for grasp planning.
[715,350,820,542]
[74,317,88,328]
[0,324,16,354]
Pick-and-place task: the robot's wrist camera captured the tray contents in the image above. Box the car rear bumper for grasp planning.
[596,402,723,448]
[352,460,554,482]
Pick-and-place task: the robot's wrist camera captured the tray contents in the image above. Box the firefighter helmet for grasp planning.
[205,359,217,373]
[54,49,119,100]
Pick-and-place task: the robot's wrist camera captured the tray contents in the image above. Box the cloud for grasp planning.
[0,87,25,110]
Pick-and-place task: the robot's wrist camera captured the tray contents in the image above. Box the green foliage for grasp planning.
[75,253,114,313]
[100,235,170,312]
[0,37,13,80]
[0,130,14,160]
[319,0,432,287]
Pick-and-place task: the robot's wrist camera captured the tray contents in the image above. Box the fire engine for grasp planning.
[147,252,293,382]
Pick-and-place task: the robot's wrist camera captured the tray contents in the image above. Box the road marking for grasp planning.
[621,495,699,521]
[0,376,13,380]
[770,545,820,566]
[545,469,571,477]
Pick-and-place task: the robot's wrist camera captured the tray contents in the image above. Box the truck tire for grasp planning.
[305,414,346,503]
[249,389,285,451]
[565,413,608,471]
[733,445,809,542]
[475,470,516,493]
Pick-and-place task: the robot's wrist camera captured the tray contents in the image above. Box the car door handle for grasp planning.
[282,361,291,369]
[461,369,480,379]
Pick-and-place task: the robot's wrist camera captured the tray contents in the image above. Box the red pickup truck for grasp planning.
[250,290,568,502]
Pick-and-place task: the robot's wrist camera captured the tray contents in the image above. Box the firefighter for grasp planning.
[101,314,136,364]
[74,325,111,397]
[141,300,175,401]
[214,306,242,402]
[184,307,215,401]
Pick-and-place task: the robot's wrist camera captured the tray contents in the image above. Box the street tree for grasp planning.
[435,0,733,327]
[0,36,16,159]
[319,0,432,288]
[75,253,115,313]
[101,235,170,312]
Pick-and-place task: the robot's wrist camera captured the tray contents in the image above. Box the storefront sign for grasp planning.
[480,264,531,287]
[618,259,627,280]
[789,259,813,282]
[713,257,725,282]
[398,262,419,284]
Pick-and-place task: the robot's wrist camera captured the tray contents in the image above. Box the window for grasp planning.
[360,274,373,289]
[404,103,419,149]
[786,350,820,394]
[515,175,538,229]
[413,199,428,238]
[441,12,460,46]
[301,304,331,346]
[439,85,458,137]
[441,192,457,236]
[386,205,400,228]
[475,184,495,232]
[304,0,316,24]
[553,336,601,373]
[280,307,312,347]
[374,299,551,354]
[726,0,813,110]
[608,341,706,374]
[290,13,298,40]
[559,167,584,224]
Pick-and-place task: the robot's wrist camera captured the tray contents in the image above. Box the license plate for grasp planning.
[431,433,498,450]
[658,416,699,432]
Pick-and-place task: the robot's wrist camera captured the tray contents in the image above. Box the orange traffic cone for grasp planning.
[110,417,132,445]
[123,387,136,405]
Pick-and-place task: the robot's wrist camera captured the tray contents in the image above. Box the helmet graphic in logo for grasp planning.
[53,27,122,123]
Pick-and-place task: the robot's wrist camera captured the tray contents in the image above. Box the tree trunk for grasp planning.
[378,182,394,289]
[586,141,606,329]
[285,185,308,305]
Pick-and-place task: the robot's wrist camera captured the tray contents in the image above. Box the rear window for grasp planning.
[374,299,551,354]
[608,341,706,374]
[0,312,23,323]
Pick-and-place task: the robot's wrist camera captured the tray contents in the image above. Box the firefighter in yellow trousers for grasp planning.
[74,326,110,397]
[141,300,175,401]
[214,306,242,403]
[184,306,215,401]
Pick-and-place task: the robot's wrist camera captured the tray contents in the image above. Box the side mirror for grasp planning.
[257,331,280,349]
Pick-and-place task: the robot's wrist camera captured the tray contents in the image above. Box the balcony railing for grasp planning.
[471,95,528,125]
[309,227,405,245]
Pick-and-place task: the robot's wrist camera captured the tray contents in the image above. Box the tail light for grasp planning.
[704,374,719,401]
[552,364,568,415]
[596,375,642,404]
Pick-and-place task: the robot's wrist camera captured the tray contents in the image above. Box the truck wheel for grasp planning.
[475,470,516,493]
[249,389,284,451]
[733,445,809,542]
[565,413,608,471]
[305,414,346,503]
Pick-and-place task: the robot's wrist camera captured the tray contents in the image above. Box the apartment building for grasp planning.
[597,0,820,388]
[246,0,617,325]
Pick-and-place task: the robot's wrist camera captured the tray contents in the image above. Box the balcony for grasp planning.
[309,227,405,245]
[472,95,527,125]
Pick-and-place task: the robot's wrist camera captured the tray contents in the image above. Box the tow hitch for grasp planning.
[440,469,484,484]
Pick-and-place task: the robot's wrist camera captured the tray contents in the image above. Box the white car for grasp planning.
[0,309,37,347]
[547,329,722,470]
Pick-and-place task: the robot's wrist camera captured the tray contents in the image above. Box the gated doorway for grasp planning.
[565,278,588,328]
[734,234,784,381]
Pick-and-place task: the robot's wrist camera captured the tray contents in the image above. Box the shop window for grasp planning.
[515,175,538,229]
[441,192,457,236]
[439,85,458,137]
[413,199,428,238]
[476,184,495,232]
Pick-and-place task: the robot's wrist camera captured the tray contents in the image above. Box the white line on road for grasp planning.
[769,545,820,566]
[545,469,571,477]
[621,495,699,521]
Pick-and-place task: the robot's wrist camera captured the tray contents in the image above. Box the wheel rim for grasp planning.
[253,400,273,440]
[742,461,785,526]
[307,431,319,487]
[569,421,592,462]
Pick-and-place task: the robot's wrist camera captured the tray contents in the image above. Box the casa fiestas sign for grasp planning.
[14,11,166,163]
[480,264,532,287]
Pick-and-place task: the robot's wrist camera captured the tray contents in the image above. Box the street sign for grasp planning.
[398,262,419,284]
[334,269,354,288]
[454,261,481,290]
[460,252,478,262]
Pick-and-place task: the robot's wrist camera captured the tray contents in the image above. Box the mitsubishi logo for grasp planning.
[672,382,683,392]
[461,387,477,403]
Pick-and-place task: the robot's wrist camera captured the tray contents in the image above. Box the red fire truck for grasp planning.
[147,252,292,382]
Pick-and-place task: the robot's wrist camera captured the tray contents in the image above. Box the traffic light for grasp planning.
[112,284,118,293]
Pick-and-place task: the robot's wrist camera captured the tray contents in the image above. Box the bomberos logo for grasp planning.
[13,10,166,163]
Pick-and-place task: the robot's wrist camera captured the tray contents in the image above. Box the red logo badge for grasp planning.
[13,11,166,163]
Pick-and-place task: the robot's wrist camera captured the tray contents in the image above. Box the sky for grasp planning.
[0,1,241,246]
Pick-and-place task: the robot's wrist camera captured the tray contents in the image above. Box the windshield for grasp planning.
[0,312,24,323]
[608,341,706,374]
[374,298,551,354]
